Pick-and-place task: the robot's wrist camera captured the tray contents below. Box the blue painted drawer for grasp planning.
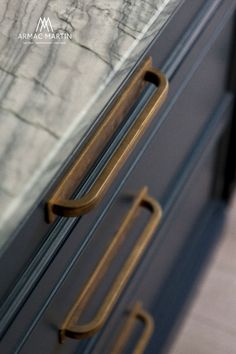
[85,95,234,354]
[0,0,227,307]
[4,92,233,354]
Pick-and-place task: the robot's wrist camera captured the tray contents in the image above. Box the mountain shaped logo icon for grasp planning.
[35,17,54,33]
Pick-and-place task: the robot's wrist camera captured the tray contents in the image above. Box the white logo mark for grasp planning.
[35,17,54,33]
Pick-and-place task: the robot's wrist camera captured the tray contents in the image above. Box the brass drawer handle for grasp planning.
[59,187,162,342]
[47,57,168,222]
[111,302,154,354]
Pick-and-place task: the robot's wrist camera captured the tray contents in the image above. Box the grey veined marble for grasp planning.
[0,0,182,251]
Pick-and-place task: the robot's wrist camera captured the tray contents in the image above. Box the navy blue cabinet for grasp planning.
[0,1,236,354]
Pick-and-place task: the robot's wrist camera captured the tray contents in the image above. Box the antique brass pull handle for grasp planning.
[59,187,162,342]
[47,57,168,222]
[110,302,154,354]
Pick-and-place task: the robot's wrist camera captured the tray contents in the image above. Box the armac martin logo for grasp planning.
[18,16,72,44]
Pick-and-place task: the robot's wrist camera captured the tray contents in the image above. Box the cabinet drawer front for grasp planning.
[123,13,234,205]
[86,96,234,354]
[10,90,233,354]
